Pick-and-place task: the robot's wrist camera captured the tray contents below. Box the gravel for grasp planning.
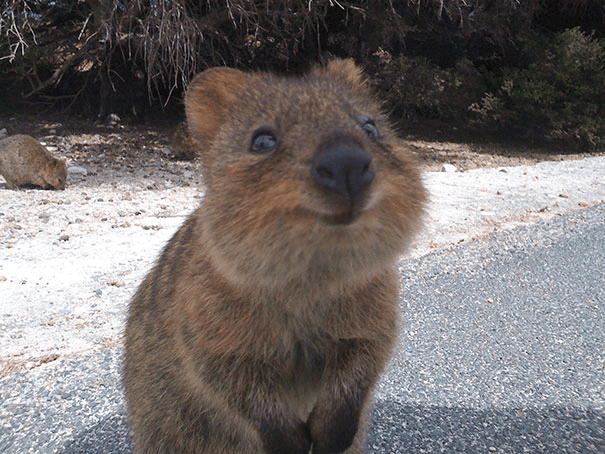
[1,154,604,453]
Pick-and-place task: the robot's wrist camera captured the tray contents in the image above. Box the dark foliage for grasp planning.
[471,28,605,150]
[1,0,603,149]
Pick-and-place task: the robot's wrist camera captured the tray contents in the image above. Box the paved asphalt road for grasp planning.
[1,204,603,453]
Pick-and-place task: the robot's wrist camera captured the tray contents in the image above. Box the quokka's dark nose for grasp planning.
[312,141,374,198]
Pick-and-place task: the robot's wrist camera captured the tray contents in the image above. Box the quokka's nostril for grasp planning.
[316,167,334,180]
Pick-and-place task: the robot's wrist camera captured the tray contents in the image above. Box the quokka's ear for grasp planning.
[184,67,250,144]
[51,159,66,170]
[321,58,367,90]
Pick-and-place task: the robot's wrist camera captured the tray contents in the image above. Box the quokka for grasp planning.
[123,59,426,454]
[0,134,67,190]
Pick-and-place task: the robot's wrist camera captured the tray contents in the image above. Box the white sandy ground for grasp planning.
[0,156,604,376]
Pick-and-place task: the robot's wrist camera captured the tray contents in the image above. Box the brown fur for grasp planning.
[0,135,67,190]
[123,59,426,454]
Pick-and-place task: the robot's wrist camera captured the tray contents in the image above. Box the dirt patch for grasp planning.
[410,140,605,172]
[1,113,603,176]
[0,113,181,173]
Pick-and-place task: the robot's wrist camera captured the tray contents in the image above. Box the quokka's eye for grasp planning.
[361,118,379,139]
[250,128,278,154]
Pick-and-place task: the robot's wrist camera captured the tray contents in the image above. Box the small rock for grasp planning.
[106,113,121,125]
[559,193,569,198]
[108,280,126,287]
[0,128,8,139]
[68,166,88,176]
[58,234,70,241]
[441,163,458,173]
[0,276,7,281]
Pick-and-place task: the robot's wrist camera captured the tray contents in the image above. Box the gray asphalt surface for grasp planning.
[1,204,604,453]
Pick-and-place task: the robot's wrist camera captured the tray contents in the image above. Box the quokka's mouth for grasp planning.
[320,210,361,226]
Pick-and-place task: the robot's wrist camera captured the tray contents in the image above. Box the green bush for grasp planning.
[472,27,605,150]
[371,49,486,123]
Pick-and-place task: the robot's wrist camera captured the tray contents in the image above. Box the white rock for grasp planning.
[442,163,459,173]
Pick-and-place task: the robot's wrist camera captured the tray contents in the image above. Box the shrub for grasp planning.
[472,27,605,150]
[371,49,486,123]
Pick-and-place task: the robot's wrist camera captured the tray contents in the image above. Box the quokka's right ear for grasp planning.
[322,58,367,91]
[185,67,250,144]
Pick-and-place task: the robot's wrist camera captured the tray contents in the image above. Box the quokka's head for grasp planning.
[184,59,425,291]
[42,158,67,190]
